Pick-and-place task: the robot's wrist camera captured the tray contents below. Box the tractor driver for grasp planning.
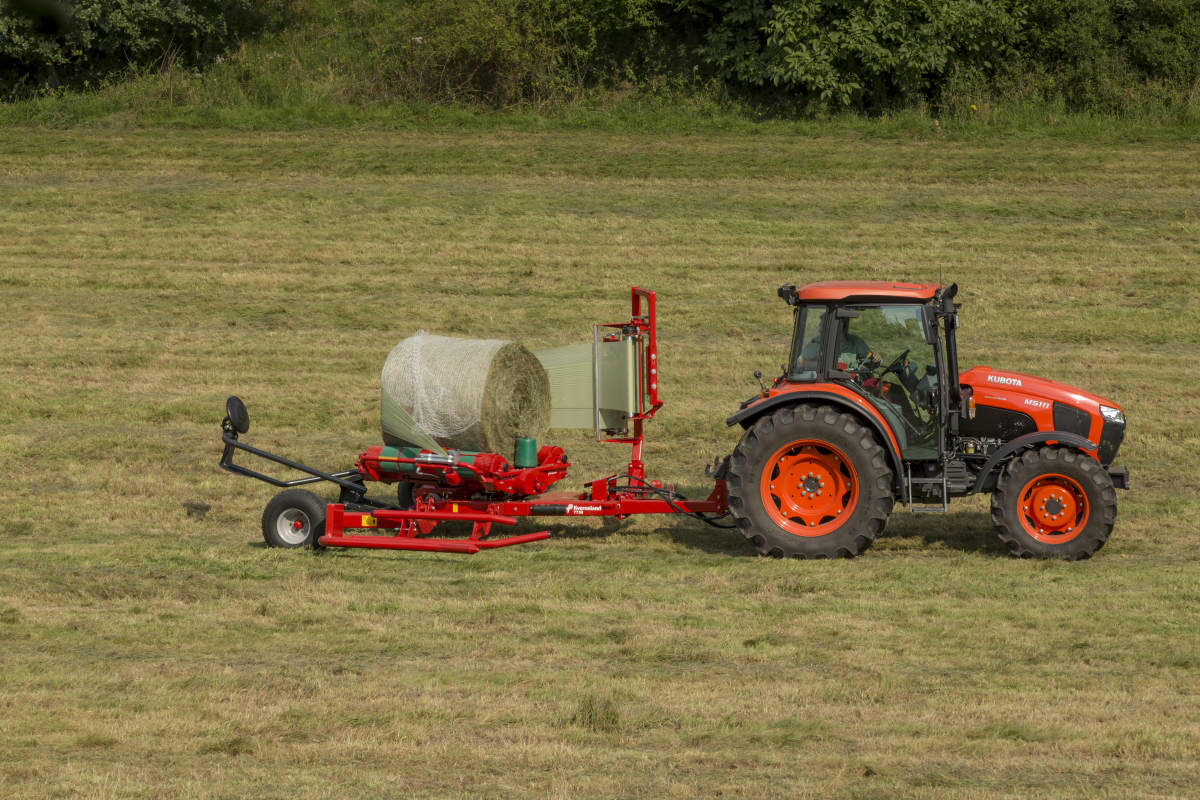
[800,312,873,369]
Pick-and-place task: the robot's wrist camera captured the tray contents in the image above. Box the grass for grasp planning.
[4,78,1200,144]
[0,126,1198,798]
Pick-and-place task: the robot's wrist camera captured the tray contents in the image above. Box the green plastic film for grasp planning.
[534,336,640,432]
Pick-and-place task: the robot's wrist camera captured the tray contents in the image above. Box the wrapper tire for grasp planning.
[262,489,326,549]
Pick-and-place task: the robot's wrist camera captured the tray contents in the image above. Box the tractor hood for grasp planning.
[959,366,1127,466]
[960,366,1121,417]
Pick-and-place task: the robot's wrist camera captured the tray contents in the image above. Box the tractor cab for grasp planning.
[777,281,954,463]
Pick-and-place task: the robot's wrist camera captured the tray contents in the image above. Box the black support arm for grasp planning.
[220,431,365,494]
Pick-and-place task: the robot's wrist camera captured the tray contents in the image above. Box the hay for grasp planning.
[476,342,552,453]
[380,334,550,454]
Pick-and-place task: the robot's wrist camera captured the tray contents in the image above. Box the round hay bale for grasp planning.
[380,333,551,454]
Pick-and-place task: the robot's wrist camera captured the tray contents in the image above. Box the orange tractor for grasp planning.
[726,281,1128,559]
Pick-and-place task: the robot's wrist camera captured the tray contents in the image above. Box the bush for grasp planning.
[1020,0,1200,110]
[3,0,1197,117]
[675,0,1200,112]
[367,0,665,107]
[678,1,1025,109]
[0,0,283,98]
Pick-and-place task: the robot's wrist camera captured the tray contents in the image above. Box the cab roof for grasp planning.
[795,281,940,303]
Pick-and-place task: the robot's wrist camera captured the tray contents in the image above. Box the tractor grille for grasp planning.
[1052,402,1092,438]
[1098,418,1125,466]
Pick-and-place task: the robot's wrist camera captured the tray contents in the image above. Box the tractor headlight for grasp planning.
[1099,405,1125,425]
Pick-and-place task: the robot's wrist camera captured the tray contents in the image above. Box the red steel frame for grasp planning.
[318,287,729,554]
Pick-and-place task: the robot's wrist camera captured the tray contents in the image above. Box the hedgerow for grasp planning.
[2,0,1198,114]
[678,0,1200,111]
[0,0,283,97]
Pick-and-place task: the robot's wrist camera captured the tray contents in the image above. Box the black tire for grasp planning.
[261,489,326,549]
[990,446,1116,560]
[727,404,894,558]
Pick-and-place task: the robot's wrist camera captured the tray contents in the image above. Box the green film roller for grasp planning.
[514,437,538,468]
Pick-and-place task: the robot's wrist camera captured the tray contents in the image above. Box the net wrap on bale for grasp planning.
[380,332,551,454]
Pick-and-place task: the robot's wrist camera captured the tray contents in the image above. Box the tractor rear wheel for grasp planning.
[727,404,894,558]
[262,489,326,549]
[991,446,1116,560]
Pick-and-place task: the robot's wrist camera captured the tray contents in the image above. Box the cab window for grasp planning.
[836,305,939,459]
[788,304,827,381]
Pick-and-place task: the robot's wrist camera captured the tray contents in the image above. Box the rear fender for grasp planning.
[727,389,905,494]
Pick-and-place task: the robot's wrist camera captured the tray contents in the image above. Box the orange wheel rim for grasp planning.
[1018,473,1088,543]
[759,440,858,537]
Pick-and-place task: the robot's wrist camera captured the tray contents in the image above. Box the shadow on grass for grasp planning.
[879,510,1008,556]
[542,515,757,556]
[539,510,1009,557]
[549,508,1009,557]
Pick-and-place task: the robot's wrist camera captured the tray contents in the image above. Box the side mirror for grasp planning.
[921,306,938,345]
[777,284,799,306]
[225,396,250,434]
[959,384,974,419]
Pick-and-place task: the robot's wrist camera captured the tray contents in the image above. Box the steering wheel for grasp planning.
[879,348,910,381]
[874,348,932,435]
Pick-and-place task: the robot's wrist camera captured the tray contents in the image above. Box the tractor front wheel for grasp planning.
[990,446,1116,559]
[727,405,894,558]
[262,489,326,549]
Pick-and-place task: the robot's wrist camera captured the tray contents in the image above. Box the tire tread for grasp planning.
[727,404,893,559]
[990,446,1115,560]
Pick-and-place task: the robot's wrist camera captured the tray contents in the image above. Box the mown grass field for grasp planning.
[1,127,1198,798]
